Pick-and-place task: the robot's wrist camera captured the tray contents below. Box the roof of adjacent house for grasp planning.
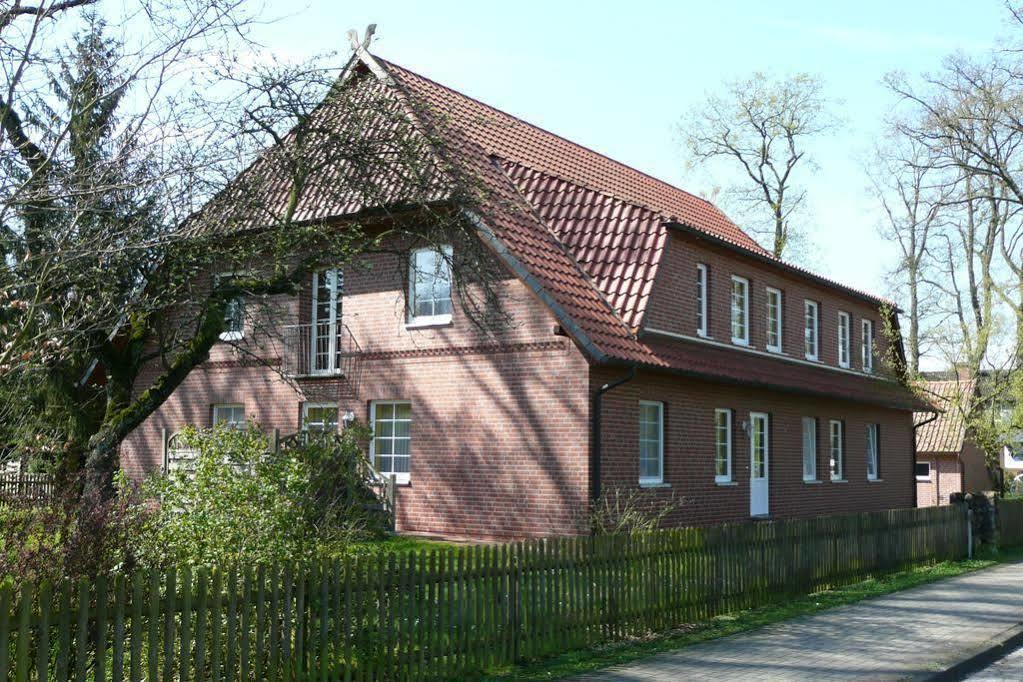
[915,380,977,453]
[190,46,923,410]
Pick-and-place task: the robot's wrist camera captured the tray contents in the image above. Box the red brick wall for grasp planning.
[644,232,892,375]
[915,453,962,507]
[593,367,915,525]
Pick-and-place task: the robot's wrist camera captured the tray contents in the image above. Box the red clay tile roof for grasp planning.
[915,380,976,453]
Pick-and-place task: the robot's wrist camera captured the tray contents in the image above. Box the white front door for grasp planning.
[311,270,341,374]
[750,412,769,517]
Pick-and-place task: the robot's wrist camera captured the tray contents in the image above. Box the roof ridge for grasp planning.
[372,55,725,214]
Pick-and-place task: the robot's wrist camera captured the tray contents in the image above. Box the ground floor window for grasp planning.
[915,461,931,481]
[302,403,339,433]
[370,401,412,484]
[212,404,246,429]
[802,417,817,481]
[866,423,879,480]
[639,401,664,485]
[714,409,732,483]
[830,420,844,480]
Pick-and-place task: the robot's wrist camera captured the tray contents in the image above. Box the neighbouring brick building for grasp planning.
[120,42,928,540]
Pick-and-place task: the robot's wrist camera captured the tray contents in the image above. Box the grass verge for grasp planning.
[483,546,1023,681]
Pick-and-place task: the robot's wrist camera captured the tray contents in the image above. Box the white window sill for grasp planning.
[380,475,410,486]
[639,481,670,489]
[868,478,883,483]
[219,331,244,342]
[839,362,851,370]
[805,355,820,362]
[916,477,932,482]
[697,330,711,339]
[715,480,737,487]
[766,347,783,355]
[731,338,750,347]
[405,315,452,330]
[831,478,848,483]
[803,479,822,485]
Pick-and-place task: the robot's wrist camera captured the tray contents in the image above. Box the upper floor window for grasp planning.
[830,419,844,481]
[861,319,875,373]
[730,276,749,346]
[766,287,782,353]
[639,401,664,486]
[312,269,343,375]
[212,404,246,429]
[696,263,708,337]
[838,311,851,368]
[804,300,819,361]
[217,273,245,341]
[866,423,879,480]
[714,408,732,483]
[408,245,453,326]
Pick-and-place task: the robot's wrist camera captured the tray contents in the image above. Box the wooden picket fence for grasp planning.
[0,474,53,505]
[997,497,1023,547]
[0,505,967,681]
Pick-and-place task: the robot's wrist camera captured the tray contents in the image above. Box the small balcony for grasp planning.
[281,322,362,378]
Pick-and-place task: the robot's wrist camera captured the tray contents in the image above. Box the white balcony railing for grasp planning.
[281,322,361,378]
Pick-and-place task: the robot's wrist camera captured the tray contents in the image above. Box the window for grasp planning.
[804,300,819,361]
[696,263,708,337]
[766,287,782,353]
[639,401,664,485]
[216,274,246,341]
[861,319,875,373]
[302,403,339,433]
[408,245,453,325]
[866,423,879,480]
[802,417,817,481]
[730,276,749,345]
[212,404,246,429]
[370,401,412,483]
[311,269,343,374]
[829,420,844,480]
[838,311,851,368]
[915,461,931,480]
[714,409,732,483]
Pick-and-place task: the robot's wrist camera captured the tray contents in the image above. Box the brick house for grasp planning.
[120,42,926,540]
[914,379,994,506]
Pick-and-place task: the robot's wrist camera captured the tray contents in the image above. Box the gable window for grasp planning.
[714,409,732,483]
[804,300,819,361]
[696,263,708,337]
[302,403,339,434]
[408,245,453,326]
[802,417,817,482]
[915,461,931,481]
[217,274,246,341]
[766,287,782,353]
[639,401,664,485]
[311,269,343,375]
[370,401,412,483]
[861,319,875,373]
[866,423,879,480]
[838,311,851,368]
[830,419,844,480]
[730,276,749,346]
[212,404,246,429]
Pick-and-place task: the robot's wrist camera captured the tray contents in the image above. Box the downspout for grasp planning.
[591,366,637,501]
[913,411,939,508]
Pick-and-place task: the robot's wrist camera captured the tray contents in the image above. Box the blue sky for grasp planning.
[251,0,1011,305]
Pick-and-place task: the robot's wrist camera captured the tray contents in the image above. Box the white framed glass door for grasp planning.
[311,270,342,374]
[750,412,769,517]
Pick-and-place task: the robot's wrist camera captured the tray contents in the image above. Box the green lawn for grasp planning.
[481,546,1023,681]
[347,533,462,557]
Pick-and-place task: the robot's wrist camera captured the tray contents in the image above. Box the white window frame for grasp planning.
[861,319,875,374]
[915,461,931,481]
[730,276,750,346]
[216,273,247,342]
[212,403,246,429]
[302,402,339,434]
[639,400,664,486]
[369,401,412,484]
[766,287,783,353]
[830,419,844,481]
[714,409,732,483]
[804,300,819,361]
[407,245,453,327]
[696,263,708,337]
[866,423,879,480]
[837,311,851,368]
[310,269,343,375]
[802,416,817,482]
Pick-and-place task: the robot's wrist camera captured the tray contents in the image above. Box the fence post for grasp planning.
[161,428,169,473]
[509,554,521,663]
[967,506,974,560]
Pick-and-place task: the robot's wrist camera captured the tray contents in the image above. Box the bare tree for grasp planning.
[681,73,838,258]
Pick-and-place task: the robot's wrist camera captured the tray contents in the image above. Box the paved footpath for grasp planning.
[573,561,1023,681]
